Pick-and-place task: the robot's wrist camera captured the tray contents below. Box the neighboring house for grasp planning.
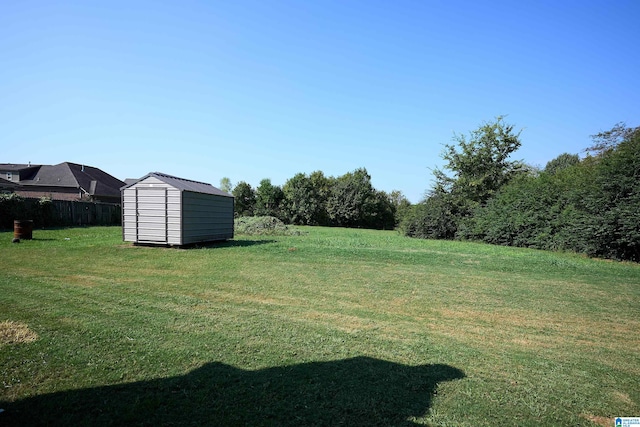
[122,172,234,246]
[0,163,40,184]
[0,176,21,194]
[0,162,125,203]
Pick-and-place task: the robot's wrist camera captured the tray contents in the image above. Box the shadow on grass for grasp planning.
[6,238,57,243]
[185,239,278,249]
[129,239,277,250]
[1,357,464,426]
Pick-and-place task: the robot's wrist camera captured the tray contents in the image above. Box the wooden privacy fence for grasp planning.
[50,200,121,226]
[0,197,121,229]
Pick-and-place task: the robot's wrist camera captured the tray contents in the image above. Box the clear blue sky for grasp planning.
[2,1,638,202]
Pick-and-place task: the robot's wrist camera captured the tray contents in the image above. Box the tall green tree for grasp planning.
[219,177,233,194]
[544,153,580,175]
[232,181,256,217]
[283,172,329,225]
[366,190,396,230]
[404,117,525,239]
[326,168,371,227]
[309,171,331,226]
[434,116,524,209]
[255,178,285,219]
[388,190,412,227]
[584,122,637,156]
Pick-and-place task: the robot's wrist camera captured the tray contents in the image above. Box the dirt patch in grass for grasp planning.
[197,290,303,309]
[301,310,376,333]
[438,307,639,345]
[581,414,613,427]
[0,321,38,346]
[66,274,105,287]
[613,391,633,405]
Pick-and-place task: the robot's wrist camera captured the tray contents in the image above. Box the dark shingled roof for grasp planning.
[18,162,124,198]
[0,176,20,188]
[0,163,39,171]
[124,172,233,197]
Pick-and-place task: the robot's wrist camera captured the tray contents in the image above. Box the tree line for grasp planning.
[223,168,411,230]
[400,118,640,262]
[222,117,638,262]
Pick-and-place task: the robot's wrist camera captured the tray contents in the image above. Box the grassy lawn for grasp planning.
[1,226,639,426]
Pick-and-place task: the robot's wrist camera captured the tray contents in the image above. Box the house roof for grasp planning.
[0,163,41,174]
[124,172,233,197]
[0,163,38,170]
[16,162,124,198]
[0,176,20,188]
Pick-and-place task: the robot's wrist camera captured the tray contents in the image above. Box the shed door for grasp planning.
[135,187,168,243]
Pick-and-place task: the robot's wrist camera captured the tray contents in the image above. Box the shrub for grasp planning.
[0,194,26,229]
[234,216,305,236]
[400,193,459,240]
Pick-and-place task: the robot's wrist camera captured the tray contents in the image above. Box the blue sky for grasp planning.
[2,1,638,202]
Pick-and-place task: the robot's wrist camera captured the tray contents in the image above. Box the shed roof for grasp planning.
[125,172,233,197]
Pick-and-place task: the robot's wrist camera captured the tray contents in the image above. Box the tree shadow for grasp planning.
[1,357,464,426]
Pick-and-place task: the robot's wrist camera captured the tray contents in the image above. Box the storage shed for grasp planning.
[122,172,234,246]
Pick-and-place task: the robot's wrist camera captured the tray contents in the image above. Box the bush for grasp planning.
[400,193,459,240]
[463,132,640,261]
[234,216,305,236]
[407,123,640,262]
[580,131,640,261]
[0,193,24,229]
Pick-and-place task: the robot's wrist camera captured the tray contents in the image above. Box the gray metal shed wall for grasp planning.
[181,191,234,244]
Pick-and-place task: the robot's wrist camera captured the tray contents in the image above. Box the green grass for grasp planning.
[1,226,639,426]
